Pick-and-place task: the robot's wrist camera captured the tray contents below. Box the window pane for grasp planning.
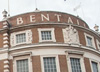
[92,62,98,72]
[41,31,52,40]
[87,36,93,46]
[16,33,26,44]
[17,59,29,72]
[43,57,57,72]
[70,58,82,72]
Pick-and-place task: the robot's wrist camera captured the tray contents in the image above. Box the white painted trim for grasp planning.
[13,55,33,72]
[41,55,60,72]
[66,54,86,72]
[90,59,100,72]
[38,28,56,42]
[84,33,96,49]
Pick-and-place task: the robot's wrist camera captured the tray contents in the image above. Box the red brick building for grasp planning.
[0,11,100,72]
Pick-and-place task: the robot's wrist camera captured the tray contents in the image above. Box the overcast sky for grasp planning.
[0,0,100,31]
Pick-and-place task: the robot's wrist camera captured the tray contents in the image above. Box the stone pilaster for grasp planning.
[3,21,10,72]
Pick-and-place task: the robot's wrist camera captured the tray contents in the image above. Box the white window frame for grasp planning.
[90,59,100,72]
[15,31,27,45]
[67,54,86,72]
[38,28,56,42]
[10,30,32,46]
[13,55,33,72]
[84,33,96,48]
[41,55,60,72]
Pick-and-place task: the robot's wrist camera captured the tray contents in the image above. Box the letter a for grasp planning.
[68,17,73,24]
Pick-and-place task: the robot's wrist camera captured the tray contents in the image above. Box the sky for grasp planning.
[0,0,100,31]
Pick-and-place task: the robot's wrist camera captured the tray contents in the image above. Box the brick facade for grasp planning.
[0,11,100,72]
[84,57,92,72]
[32,56,41,72]
[58,55,68,72]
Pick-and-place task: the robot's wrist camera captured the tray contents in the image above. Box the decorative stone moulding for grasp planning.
[10,29,32,47]
[63,25,80,44]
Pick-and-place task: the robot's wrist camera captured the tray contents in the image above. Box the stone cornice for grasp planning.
[0,43,100,56]
[0,22,99,38]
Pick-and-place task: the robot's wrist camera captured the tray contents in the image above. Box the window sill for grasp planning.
[39,40,56,43]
